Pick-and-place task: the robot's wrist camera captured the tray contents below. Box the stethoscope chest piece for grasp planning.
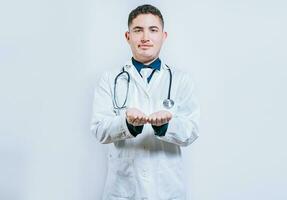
[163,98,174,109]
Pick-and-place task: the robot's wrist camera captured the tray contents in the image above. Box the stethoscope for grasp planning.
[113,64,174,110]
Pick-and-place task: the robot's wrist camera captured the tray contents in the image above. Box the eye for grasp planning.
[134,29,142,33]
[151,29,158,32]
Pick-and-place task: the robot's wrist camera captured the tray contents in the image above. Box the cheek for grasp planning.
[130,35,141,42]
[151,36,163,46]
[130,39,140,48]
[153,40,163,48]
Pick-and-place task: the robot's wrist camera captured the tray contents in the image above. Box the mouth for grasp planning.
[138,44,153,49]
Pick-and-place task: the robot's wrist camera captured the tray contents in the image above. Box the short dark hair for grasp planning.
[128,4,164,29]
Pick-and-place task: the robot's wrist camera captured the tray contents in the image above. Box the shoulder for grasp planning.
[163,63,195,83]
[99,67,124,83]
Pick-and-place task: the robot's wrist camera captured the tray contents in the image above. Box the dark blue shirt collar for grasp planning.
[131,57,161,73]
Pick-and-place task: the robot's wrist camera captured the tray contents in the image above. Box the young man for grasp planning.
[91,4,200,199]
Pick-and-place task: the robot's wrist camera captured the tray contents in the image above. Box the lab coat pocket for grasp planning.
[107,158,136,198]
[156,160,185,200]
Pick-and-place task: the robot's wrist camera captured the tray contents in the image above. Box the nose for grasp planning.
[141,30,150,43]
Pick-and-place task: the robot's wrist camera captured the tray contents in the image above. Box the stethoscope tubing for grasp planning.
[166,65,172,100]
[113,68,130,109]
[113,65,172,109]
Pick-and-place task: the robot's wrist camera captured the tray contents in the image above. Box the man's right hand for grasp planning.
[126,108,148,126]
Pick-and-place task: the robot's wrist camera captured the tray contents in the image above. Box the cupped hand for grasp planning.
[147,110,172,126]
[126,108,148,126]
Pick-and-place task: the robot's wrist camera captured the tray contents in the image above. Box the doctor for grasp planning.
[91,4,200,200]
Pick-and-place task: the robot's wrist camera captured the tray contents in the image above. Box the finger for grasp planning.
[126,111,137,121]
[144,116,149,123]
[131,116,139,125]
[149,116,154,123]
[146,115,153,124]
[137,116,146,126]
[151,116,157,125]
[159,117,166,126]
[160,117,167,125]
[147,117,151,124]
[140,116,148,124]
[126,112,132,120]
[126,115,134,124]
[164,113,171,122]
[131,117,139,126]
[150,118,155,124]
[155,118,161,126]
[164,117,169,124]
[161,115,168,124]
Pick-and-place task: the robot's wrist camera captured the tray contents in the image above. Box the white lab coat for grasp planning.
[90,59,200,200]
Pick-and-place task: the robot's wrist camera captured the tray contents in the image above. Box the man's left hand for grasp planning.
[147,110,172,126]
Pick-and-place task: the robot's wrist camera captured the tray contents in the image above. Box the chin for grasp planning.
[140,52,155,58]
[140,54,154,60]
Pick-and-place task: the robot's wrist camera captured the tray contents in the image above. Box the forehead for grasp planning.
[130,14,163,28]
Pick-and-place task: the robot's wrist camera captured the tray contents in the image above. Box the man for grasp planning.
[91,4,200,200]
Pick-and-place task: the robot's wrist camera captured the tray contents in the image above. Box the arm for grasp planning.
[90,72,134,144]
[155,74,200,146]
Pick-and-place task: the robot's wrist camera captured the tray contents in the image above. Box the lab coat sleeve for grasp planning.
[156,73,200,146]
[90,72,134,144]
[126,120,144,137]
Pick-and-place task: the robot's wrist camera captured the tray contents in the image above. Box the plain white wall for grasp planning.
[0,0,286,200]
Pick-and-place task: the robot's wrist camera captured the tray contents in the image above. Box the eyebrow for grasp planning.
[132,26,144,30]
[132,26,160,30]
[149,26,159,29]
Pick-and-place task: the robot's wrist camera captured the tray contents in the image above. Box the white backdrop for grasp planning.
[0,0,286,200]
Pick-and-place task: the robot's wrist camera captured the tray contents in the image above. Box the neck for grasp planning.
[133,57,158,65]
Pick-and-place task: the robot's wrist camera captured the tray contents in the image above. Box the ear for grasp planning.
[125,31,130,41]
[163,31,167,41]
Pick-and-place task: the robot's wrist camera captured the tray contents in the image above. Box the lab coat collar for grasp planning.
[123,59,170,97]
[131,57,161,73]
[124,58,169,71]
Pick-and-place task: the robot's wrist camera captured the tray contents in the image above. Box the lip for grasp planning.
[139,44,153,49]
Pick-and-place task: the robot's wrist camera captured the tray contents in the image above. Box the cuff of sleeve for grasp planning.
[126,119,144,137]
[118,112,135,140]
[152,123,169,137]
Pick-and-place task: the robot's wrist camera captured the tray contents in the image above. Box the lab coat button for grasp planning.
[142,169,148,178]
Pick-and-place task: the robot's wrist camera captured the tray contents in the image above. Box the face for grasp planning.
[125,14,167,64]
